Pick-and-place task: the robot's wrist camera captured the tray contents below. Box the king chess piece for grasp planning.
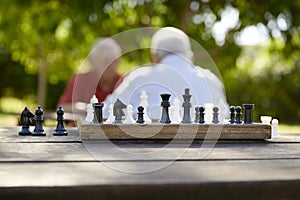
[182,88,192,124]
[159,93,171,124]
[53,106,68,136]
[136,106,145,124]
[32,106,46,136]
[93,102,104,124]
[113,99,127,124]
[19,107,35,136]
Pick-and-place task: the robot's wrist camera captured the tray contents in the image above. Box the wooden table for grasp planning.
[1,126,300,199]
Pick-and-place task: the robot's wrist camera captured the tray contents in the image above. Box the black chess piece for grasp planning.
[113,99,126,124]
[199,106,205,124]
[159,93,171,124]
[182,88,192,124]
[212,106,219,124]
[136,106,145,124]
[229,106,235,124]
[243,104,255,124]
[194,106,200,123]
[93,102,104,124]
[19,107,35,136]
[235,106,242,124]
[32,106,46,136]
[53,106,68,136]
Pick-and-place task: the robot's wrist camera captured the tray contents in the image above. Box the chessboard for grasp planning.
[78,123,271,140]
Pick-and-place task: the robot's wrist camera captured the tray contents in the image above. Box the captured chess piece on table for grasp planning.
[19,107,35,136]
[53,106,68,136]
[32,106,46,136]
[113,99,127,124]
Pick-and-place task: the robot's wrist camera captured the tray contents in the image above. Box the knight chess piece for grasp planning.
[235,106,242,124]
[19,107,35,136]
[182,88,192,124]
[113,99,127,124]
[243,104,254,124]
[32,106,46,136]
[159,93,171,124]
[93,102,104,124]
[136,106,145,124]
[53,106,68,136]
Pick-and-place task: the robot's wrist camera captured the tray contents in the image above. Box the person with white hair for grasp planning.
[58,38,122,114]
[104,27,228,120]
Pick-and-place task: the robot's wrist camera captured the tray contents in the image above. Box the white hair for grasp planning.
[150,27,193,59]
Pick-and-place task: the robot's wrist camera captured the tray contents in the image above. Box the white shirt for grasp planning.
[104,54,228,119]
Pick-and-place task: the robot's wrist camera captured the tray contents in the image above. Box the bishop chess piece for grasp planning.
[19,107,35,136]
[93,102,104,124]
[32,106,46,136]
[229,106,235,124]
[136,106,145,124]
[123,104,135,124]
[113,99,126,124]
[139,90,152,124]
[243,104,254,124]
[159,93,171,124]
[235,106,242,124]
[194,106,200,123]
[199,106,205,124]
[53,106,68,136]
[182,88,192,124]
[212,106,219,124]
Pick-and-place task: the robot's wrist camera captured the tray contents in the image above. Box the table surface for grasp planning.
[1,126,300,200]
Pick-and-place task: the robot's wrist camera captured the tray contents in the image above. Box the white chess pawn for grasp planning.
[204,103,213,124]
[218,99,226,124]
[272,118,279,137]
[84,95,99,124]
[105,104,114,124]
[123,105,135,124]
[170,98,181,124]
[140,90,152,124]
[90,95,98,104]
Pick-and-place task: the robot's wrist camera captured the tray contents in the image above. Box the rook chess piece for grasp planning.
[229,106,235,124]
[212,106,219,124]
[243,104,254,124]
[53,106,68,136]
[235,106,242,124]
[159,93,171,124]
[93,102,104,124]
[136,106,145,124]
[32,106,46,136]
[182,88,192,124]
[113,99,127,124]
[199,106,205,124]
[19,107,35,136]
[194,106,200,123]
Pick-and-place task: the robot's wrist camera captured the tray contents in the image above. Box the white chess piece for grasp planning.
[140,90,152,124]
[170,98,181,124]
[105,104,114,124]
[204,103,213,124]
[123,104,135,124]
[260,116,272,125]
[90,95,98,104]
[272,118,279,137]
[218,99,226,124]
[84,95,99,124]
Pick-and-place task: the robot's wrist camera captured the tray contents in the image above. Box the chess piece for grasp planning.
[123,104,135,124]
[218,99,226,123]
[182,88,192,124]
[170,98,181,124]
[271,118,279,137]
[243,104,254,124]
[204,103,213,124]
[90,95,98,104]
[139,90,152,124]
[229,106,235,124]
[260,116,272,125]
[159,93,171,124]
[84,95,99,124]
[235,106,242,124]
[105,104,114,124]
[113,99,126,124]
[136,106,145,124]
[93,102,104,124]
[212,106,219,124]
[32,106,46,136]
[19,107,35,136]
[194,106,200,123]
[199,106,205,124]
[53,106,68,136]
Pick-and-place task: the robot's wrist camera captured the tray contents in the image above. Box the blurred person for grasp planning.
[104,27,228,119]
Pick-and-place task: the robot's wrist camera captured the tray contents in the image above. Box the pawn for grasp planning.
[194,107,200,123]
[229,106,235,124]
[105,104,114,124]
[53,106,68,136]
[199,106,205,124]
[272,118,279,137]
[136,106,145,124]
[212,106,219,124]
[19,107,35,136]
[123,105,135,124]
[235,106,242,124]
[32,106,46,136]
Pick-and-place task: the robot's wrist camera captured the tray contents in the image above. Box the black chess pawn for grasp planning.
[136,106,145,124]
[113,99,126,124]
[32,106,46,136]
[243,104,255,124]
[19,107,35,136]
[182,88,192,124]
[212,106,219,124]
[93,102,104,124]
[194,106,200,123]
[53,106,68,136]
[235,106,242,124]
[229,106,235,124]
[159,93,171,124]
[199,106,205,124]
